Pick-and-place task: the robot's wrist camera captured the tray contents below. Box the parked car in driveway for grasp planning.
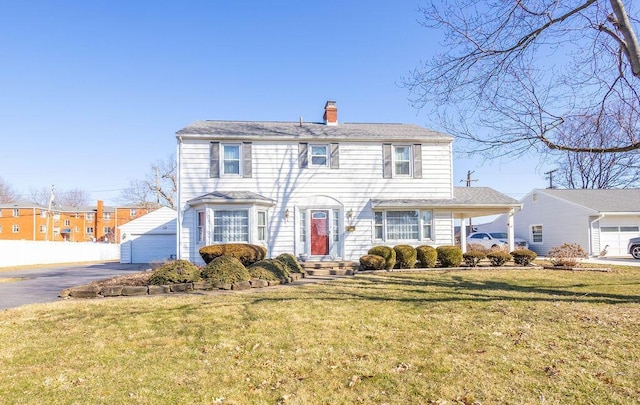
[466,232,529,250]
[628,237,640,259]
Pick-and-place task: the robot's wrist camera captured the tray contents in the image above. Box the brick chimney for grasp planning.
[323,100,338,126]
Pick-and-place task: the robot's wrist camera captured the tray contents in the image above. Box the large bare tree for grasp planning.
[552,114,640,187]
[0,177,18,203]
[118,154,176,209]
[404,0,640,156]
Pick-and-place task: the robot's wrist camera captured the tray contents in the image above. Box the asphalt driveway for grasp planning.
[0,262,150,311]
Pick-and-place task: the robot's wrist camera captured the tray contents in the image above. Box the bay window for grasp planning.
[213,210,249,242]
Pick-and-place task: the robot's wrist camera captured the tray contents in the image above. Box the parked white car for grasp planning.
[466,232,529,250]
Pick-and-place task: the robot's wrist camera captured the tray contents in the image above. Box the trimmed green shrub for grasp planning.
[393,245,417,269]
[248,259,289,279]
[436,246,463,267]
[416,245,438,268]
[199,243,267,266]
[275,253,304,274]
[548,243,588,267]
[359,254,386,270]
[486,251,512,267]
[368,246,396,270]
[148,260,201,285]
[247,264,280,281]
[511,249,537,266]
[463,251,486,267]
[201,256,251,284]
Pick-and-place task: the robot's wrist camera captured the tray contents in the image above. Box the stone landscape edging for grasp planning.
[60,273,305,300]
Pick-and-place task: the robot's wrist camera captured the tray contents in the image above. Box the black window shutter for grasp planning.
[243,142,252,178]
[210,142,220,178]
[330,143,339,169]
[413,144,422,178]
[382,143,392,178]
[299,143,308,169]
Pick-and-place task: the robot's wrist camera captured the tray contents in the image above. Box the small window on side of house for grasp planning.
[531,225,543,243]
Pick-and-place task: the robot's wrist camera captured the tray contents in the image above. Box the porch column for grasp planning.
[507,209,515,252]
[460,217,467,253]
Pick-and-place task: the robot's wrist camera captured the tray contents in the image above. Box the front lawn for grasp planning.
[0,267,639,404]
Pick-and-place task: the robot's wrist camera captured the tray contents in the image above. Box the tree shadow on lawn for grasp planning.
[271,273,640,306]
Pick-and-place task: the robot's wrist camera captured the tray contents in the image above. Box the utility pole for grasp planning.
[460,171,478,234]
[545,169,557,189]
[46,184,54,241]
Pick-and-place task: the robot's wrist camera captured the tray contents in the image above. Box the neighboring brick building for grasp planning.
[0,200,157,242]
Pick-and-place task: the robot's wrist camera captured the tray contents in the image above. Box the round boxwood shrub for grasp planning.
[394,245,417,269]
[486,251,512,267]
[511,249,537,266]
[436,246,463,267]
[359,254,386,270]
[367,246,396,270]
[416,245,437,268]
[201,255,251,284]
[275,253,304,274]
[463,251,486,267]
[248,259,289,279]
[247,264,280,281]
[199,243,267,266]
[148,260,201,285]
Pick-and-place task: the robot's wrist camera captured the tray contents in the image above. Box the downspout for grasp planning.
[589,214,605,256]
[177,136,183,260]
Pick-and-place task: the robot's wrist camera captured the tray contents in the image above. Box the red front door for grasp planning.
[310,210,329,255]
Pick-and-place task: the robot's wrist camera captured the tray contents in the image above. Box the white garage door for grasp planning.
[131,234,176,264]
[600,226,640,256]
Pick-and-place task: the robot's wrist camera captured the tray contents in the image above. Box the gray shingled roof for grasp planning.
[539,188,640,212]
[187,191,276,206]
[371,187,521,208]
[176,121,453,142]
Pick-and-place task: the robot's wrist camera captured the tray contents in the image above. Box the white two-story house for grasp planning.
[176,101,521,264]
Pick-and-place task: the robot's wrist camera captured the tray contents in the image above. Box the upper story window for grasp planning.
[394,146,411,176]
[64,220,70,226]
[383,144,422,179]
[310,145,329,167]
[13,224,19,233]
[210,142,252,178]
[130,209,137,217]
[104,212,111,220]
[13,208,19,217]
[298,143,339,169]
[223,144,241,175]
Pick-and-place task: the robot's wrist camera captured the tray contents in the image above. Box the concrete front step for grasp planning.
[301,261,360,276]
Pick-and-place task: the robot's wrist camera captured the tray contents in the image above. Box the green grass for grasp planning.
[1,267,639,404]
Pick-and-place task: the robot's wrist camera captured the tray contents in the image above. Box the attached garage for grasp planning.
[599,218,640,256]
[119,207,177,264]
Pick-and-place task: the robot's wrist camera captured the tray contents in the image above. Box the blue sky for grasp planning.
[0,1,552,206]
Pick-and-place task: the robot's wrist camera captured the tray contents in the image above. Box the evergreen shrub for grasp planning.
[436,246,463,267]
[367,246,396,270]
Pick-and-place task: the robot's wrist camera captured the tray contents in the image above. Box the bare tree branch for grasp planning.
[405,0,640,155]
[119,154,176,209]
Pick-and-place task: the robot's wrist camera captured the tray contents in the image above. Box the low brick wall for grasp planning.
[60,273,304,299]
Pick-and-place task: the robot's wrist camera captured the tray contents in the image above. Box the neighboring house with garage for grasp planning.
[475,188,640,257]
[119,207,177,264]
[175,100,521,264]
